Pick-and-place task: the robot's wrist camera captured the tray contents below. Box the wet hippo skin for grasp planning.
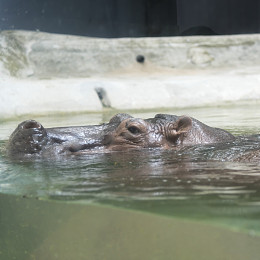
[6,113,235,159]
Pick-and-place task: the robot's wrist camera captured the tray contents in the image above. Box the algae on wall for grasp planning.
[0,31,31,77]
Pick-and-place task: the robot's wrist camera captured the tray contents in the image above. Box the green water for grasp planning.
[1,103,260,259]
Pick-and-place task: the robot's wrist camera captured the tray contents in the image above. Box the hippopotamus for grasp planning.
[6,113,235,159]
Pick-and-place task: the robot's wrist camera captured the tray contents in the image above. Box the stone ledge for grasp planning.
[1,69,260,119]
[1,30,260,78]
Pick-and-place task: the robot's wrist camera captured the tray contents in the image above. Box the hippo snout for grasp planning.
[7,120,48,157]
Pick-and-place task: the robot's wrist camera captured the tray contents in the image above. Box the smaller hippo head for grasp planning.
[103,116,192,150]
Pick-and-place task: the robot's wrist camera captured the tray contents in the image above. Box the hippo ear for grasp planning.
[174,116,192,134]
[166,116,192,143]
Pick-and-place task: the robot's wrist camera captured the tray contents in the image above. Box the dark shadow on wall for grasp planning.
[0,0,178,37]
[0,0,259,37]
[176,0,260,35]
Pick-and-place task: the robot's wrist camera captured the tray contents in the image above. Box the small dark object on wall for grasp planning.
[136,55,145,63]
[95,87,111,108]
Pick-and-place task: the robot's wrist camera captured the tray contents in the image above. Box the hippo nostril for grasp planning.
[23,120,42,130]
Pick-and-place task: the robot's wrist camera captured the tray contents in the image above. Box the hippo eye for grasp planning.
[127,126,141,135]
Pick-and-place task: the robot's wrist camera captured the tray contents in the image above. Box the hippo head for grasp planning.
[6,113,235,159]
[104,116,192,150]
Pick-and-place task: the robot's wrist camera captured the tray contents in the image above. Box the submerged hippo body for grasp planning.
[6,113,235,159]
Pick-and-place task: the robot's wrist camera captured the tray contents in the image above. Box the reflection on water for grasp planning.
[1,103,260,234]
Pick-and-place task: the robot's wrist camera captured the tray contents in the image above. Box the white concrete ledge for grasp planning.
[1,30,260,118]
[0,78,102,118]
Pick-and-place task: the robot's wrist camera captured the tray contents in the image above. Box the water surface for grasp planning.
[1,102,260,235]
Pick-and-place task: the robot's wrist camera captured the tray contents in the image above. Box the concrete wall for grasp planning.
[1,30,260,119]
[2,30,260,78]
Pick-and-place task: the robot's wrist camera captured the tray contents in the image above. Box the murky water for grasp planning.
[1,102,260,235]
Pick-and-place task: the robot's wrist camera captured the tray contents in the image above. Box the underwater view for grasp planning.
[1,102,260,259]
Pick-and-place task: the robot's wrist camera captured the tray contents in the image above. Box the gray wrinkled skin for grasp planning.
[6,113,235,159]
